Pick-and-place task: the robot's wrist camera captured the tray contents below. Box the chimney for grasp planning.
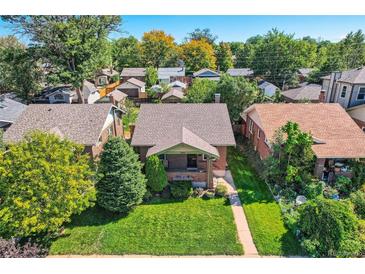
[319,89,326,103]
[214,93,221,103]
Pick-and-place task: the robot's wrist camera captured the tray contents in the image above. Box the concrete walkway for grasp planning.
[218,171,259,258]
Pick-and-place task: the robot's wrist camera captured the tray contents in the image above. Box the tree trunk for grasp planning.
[76,87,84,104]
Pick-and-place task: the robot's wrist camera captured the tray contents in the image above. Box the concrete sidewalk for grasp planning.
[218,171,259,258]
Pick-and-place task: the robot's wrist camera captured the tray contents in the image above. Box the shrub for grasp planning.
[0,238,47,258]
[170,181,192,199]
[303,180,324,199]
[97,137,146,213]
[335,175,353,196]
[350,190,365,219]
[215,183,228,197]
[110,74,120,83]
[204,190,215,199]
[143,189,153,202]
[192,187,205,198]
[298,197,361,257]
[359,220,365,256]
[0,131,95,238]
[145,155,168,192]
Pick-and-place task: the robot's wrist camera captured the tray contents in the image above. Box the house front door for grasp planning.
[187,154,197,169]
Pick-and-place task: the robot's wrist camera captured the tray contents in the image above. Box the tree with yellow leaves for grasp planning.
[180,39,216,72]
[140,30,179,67]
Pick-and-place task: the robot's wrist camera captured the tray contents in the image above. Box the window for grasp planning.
[362,127,365,133]
[264,137,270,147]
[98,76,107,86]
[257,128,261,139]
[54,93,64,100]
[357,87,365,100]
[340,86,347,98]
[249,119,254,134]
[202,154,207,161]
[187,154,197,169]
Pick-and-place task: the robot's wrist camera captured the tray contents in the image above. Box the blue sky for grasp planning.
[1,16,365,43]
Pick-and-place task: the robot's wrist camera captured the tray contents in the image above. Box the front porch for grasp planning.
[315,158,353,182]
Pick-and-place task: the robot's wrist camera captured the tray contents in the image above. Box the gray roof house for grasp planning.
[116,78,146,98]
[120,68,146,83]
[281,84,322,103]
[226,68,254,78]
[3,104,124,158]
[158,67,186,84]
[193,68,221,81]
[131,104,235,188]
[0,95,27,130]
[321,66,365,109]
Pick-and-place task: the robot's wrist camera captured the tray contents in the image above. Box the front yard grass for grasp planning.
[228,147,301,256]
[50,197,243,256]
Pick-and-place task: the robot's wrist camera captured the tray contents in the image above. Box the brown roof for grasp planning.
[337,67,365,84]
[131,104,236,148]
[118,77,145,89]
[146,127,219,157]
[161,89,185,101]
[243,103,365,159]
[281,84,321,102]
[108,89,128,102]
[3,104,114,146]
[120,68,146,77]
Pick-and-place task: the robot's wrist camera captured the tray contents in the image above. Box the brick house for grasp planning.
[3,104,124,158]
[131,104,236,188]
[241,103,365,180]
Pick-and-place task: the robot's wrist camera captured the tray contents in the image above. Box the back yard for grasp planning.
[50,197,243,256]
[228,147,302,256]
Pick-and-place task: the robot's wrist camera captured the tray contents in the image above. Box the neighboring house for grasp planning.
[161,89,185,103]
[96,89,128,110]
[120,68,146,83]
[297,68,314,82]
[82,80,101,104]
[193,68,221,81]
[158,67,186,84]
[226,68,254,78]
[0,95,27,130]
[131,104,236,188]
[281,84,322,103]
[258,80,279,97]
[168,80,187,91]
[116,78,146,99]
[33,85,76,104]
[347,104,365,132]
[3,104,124,158]
[321,66,365,109]
[241,103,365,181]
[95,68,119,87]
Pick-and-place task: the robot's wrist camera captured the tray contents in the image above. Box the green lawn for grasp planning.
[50,197,243,256]
[228,147,301,256]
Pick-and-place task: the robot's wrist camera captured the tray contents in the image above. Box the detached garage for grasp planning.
[116,78,146,98]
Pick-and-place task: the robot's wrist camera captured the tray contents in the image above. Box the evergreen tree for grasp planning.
[97,137,146,213]
[145,155,168,192]
[216,42,233,72]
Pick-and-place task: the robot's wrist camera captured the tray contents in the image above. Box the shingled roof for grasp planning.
[3,104,115,146]
[242,103,365,159]
[131,104,236,152]
[161,89,185,101]
[281,84,322,102]
[226,68,254,77]
[120,67,146,77]
[0,95,27,124]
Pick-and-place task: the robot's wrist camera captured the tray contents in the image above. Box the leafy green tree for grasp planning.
[227,42,244,57]
[251,29,307,87]
[350,190,365,219]
[235,43,256,68]
[145,66,158,88]
[140,30,178,67]
[339,30,365,69]
[264,121,315,193]
[0,129,4,152]
[185,28,217,44]
[216,74,261,122]
[97,137,146,213]
[184,78,217,103]
[145,155,168,192]
[216,42,233,72]
[0,47,43,102]
[0,131,95,238]
[181,39,216,72]
[112,36,141,71]
[2,16,121,101]
[298,197,361,257]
